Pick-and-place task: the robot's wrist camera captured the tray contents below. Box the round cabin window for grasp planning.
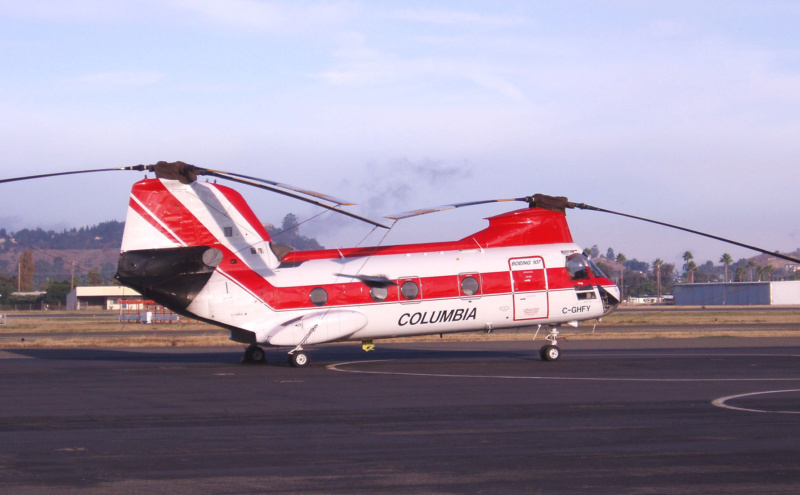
[309,287,328,306]
[400,280,419,300]
[460,276,480,296]
[370,286,388,302]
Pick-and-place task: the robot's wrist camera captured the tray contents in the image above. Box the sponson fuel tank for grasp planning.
[263,309,369,346]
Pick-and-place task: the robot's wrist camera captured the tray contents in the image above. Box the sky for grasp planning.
[1,0,798,270]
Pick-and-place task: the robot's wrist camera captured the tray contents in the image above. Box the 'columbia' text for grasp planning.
[398,308,477,326]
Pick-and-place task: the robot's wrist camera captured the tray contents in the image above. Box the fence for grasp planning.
[118,300,184,324]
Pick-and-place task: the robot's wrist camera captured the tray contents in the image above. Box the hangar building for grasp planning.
[674,280,800,306]
[66,286,143,310]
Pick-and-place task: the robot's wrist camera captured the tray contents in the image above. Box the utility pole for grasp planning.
[71,261,75,290]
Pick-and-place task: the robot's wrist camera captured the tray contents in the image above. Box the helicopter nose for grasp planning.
[609,284,621,303]
[598,284,621,316]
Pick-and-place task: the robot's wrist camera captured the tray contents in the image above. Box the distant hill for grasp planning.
[0,221,125,286]
[748,249,800,270]
[0,221,125,251]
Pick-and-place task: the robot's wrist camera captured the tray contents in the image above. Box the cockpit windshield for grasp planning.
[565,253,591,280]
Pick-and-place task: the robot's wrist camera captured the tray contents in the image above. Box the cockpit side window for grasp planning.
[566,253,591,281]
[587,257,608,278]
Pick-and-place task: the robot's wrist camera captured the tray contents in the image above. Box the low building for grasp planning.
[627,295,673,304]
[674,280,800,306]
[66,286,144,310]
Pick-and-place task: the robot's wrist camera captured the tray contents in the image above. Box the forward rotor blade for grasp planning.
[386,189,800,264]
[202,170,355,206]
[386,198,526,220]
[204,172,390,229]
[572,202,800,264]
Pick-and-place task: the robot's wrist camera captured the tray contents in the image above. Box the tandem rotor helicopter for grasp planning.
[3,162,798,367]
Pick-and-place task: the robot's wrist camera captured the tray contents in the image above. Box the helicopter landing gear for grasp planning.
[540,344,560,361]
[288,346,310,368]
[243,345,266,364]
[538,326,561,362]
[287,324,317,368]
[288,351,310,368]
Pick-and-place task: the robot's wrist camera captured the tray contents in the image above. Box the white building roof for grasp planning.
[72,286,142,298]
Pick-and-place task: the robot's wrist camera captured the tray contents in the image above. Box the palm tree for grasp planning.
[653,258,664,301]
[747,260,757,281]
[616,253,627,301]
[682,251,694,282]
[734,264,747,282]
[686,260,697,283]
[764,265,775,281]
[720,253,733,283]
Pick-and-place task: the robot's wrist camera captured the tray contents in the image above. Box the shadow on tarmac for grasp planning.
[3,343,539,366]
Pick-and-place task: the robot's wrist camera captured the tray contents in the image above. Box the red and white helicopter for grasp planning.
[4,162,797,366]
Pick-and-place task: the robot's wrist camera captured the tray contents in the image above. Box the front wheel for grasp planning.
[540,345,560,362]
[289,351,310,368]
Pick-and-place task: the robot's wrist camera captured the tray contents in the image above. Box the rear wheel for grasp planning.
[244,346,266,363]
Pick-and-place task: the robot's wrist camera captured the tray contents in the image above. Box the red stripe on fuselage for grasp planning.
[130,179,267,303]
[128,193,183,245]
[212,183,271,242]
[132,179,218,247]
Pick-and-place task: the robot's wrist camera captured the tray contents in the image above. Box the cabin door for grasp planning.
[509,256,549,321]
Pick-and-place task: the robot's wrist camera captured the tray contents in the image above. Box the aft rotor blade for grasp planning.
[0,166,145,185]
[205,172,390,229]
[573,202,800,264]
[386,198,526,220]
[0,162,388,228]
[202,170,355,206]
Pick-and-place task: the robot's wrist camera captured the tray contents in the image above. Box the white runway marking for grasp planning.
[711,389,800,414]
[327,351,800,382]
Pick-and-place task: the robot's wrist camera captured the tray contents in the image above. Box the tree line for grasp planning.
[3,218,798,307]
[0,221,125,251]
[589,245,800,300]
[0,214,323,307]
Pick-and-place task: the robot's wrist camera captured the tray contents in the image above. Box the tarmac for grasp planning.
[2,338,800,494]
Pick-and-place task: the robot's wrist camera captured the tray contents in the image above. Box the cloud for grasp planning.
[355,158,473,216]
[296,158,474,246]
[386,7,526,27]
[319,32,527,101]
[0,0,357,33]
[0,0,140,22]
[167,0,356,33]
[411,161,468,185]
[60,71,165,89]
[319,32,396,85]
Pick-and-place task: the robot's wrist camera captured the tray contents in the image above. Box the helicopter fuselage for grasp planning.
[115,178,620,349]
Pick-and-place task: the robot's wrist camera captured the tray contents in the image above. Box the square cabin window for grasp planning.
[224,227,233,237]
